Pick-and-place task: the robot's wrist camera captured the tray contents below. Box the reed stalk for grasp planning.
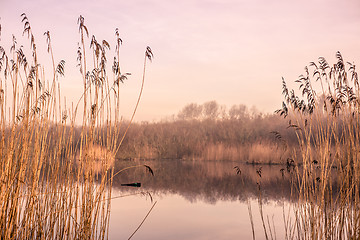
[277,52,360,239]
[0,14,152,239]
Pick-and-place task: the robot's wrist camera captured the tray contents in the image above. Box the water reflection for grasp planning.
[112,159,293,203]
[108,160,346,239]
[109,193,291,240]
[109,159,295,239]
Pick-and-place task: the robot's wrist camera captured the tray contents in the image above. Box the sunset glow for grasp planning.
[1,0,360,121]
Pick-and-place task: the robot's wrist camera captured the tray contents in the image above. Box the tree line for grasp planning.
[117,101,298,163]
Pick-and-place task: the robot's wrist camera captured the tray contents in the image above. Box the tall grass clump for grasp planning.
[277,52,360,239]
[0,14,152,239]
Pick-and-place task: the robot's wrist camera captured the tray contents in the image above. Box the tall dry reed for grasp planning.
[0,14,152,239]
[277,52,360,239]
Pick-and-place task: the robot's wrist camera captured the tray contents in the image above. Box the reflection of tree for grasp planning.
[111,160,295,204]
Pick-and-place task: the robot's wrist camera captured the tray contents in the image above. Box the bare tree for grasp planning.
[229,104,249,120]
[178,103,203,120]
[203,101,219,120]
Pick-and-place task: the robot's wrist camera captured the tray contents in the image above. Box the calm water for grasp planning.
[108,160,294,239]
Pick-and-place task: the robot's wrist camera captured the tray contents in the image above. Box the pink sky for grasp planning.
[1,0,360,121]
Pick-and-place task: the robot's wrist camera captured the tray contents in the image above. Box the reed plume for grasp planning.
[277,51,360,239]
[0,14,152,239]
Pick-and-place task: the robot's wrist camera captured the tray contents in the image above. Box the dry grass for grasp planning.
[0,14,152,239]
[200,142,291,164]
[76,144,115,174]
[276,52,360,239]
[116,115,296,162]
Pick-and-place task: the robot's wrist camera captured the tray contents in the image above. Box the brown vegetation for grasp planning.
[116,104,297,164]
[0,14,152,239]
[273,52,360,239]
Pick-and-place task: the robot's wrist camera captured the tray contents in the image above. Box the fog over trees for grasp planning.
[116,101,297,162]
[177,101,259,121]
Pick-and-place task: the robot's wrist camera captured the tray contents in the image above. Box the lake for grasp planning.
[108,159,295,239]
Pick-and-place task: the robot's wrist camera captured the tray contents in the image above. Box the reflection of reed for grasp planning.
[110,159,347,209]
[111,160,295,204]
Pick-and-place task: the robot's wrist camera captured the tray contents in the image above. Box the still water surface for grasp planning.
[108,160,294,239]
